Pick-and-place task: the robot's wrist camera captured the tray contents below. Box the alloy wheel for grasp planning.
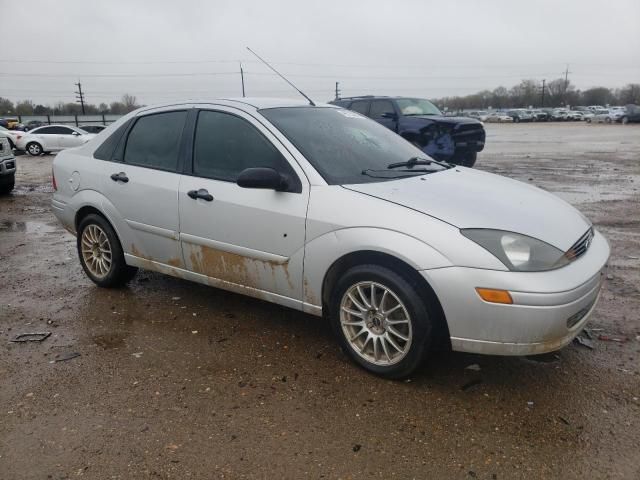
[340,281,412,366]
[80,224,112,279]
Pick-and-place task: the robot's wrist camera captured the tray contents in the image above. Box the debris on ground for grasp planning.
[50,352,81,363]
[598,335,627,343]
[10,332,51,343]
[465,364,481,371]
[574,335,594,349]
[527,401,534,407]
[558,416,570,425]
[131,352,143,358]
[352,444,362,452]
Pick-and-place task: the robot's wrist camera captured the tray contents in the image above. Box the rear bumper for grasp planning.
[51,195,76,235]
[422,230,610,356]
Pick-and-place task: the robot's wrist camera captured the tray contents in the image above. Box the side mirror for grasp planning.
[237,167,288,191]
[72,131,81,136]
[381,112,398,120]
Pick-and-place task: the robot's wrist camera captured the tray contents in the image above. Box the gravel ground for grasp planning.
[0,122,639,479]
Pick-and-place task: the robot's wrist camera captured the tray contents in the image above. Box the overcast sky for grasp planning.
[1,0,639,106]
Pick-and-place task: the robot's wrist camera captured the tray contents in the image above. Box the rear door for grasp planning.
[178,106,309,303]
[100,109,188,267]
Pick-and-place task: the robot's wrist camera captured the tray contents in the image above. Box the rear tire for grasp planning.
[77,213,138,287]
[329,264,434,379]
[26,142,43,156]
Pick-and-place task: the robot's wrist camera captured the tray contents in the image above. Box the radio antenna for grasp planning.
[246,47,316,106]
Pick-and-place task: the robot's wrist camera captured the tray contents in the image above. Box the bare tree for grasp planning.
[121,94,139,112]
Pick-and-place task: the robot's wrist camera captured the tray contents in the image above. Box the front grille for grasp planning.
[565,227,594,261]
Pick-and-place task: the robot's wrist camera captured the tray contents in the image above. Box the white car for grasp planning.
[0,125,23,150]
[484,112,513,123]
[589,109,617,124]
[17,124,95,155]
[51,99,609,378]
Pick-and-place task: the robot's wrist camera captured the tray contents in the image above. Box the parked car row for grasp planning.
[0,117,107,133]
[463,104,640,124]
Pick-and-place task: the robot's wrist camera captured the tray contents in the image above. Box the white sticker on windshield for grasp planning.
[337,109,364,119]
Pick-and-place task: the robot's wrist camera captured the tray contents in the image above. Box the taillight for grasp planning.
[52,167,57,191]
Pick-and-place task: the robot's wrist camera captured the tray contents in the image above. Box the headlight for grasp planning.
[461,229,569,272]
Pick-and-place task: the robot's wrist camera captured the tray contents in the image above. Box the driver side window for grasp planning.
[193,110,297,186]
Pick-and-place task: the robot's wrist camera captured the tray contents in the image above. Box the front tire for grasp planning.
[77,213,138,287]
[621,116,629,125]
[0,175,15,194]
[329,264,434,379]
[26,142,43,156]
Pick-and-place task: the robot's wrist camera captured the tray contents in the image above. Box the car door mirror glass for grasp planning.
[381,112,398,120]
[236,167,288,191]
[72,131,80,136]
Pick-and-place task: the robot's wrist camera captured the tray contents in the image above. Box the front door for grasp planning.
[31,126,61,150]
[58,126,83,148]
[178,107,309,303]
[101,109,188,267]
[368,99,398,132]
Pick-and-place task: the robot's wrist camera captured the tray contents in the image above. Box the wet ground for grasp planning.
[1,123,639,479]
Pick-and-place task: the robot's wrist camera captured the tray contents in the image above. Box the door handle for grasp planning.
[110,172,129,183]
[187,188,214,202]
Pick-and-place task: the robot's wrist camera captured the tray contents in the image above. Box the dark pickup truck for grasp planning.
[330,96,485,167]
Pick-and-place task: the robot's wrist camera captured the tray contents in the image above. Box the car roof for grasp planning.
[138,97,334,113]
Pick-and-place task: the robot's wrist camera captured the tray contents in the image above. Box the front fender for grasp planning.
[302,227,452,314]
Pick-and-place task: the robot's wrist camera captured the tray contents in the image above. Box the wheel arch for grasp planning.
[75,205,108,232]
[321,249,451,348]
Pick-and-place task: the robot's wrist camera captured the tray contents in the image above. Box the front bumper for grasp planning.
[422,229,610,356]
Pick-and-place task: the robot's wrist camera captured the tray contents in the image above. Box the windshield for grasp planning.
[395,98,441,116]
[260,107,445,185]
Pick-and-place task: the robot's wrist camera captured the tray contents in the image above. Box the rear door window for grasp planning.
[33,127,57,135]
[349,101,370,115]
[124,111,187,171]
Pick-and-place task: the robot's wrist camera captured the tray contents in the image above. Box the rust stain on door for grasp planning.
[188,244,294,292]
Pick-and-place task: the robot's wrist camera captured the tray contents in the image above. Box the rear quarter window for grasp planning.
[93,120,133,161]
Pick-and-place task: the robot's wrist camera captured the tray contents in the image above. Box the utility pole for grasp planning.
[541,79,546,107]
[563,64,571,106]
[74,81,86,115]
[335,81,340,100]
[240,62,246,97]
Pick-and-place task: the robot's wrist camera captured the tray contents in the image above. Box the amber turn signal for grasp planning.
[475,288,513,304]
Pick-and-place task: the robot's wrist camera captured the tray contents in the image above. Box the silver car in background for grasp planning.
[51,98,609,378]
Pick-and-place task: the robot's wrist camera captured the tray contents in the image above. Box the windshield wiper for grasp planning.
[361,168,434,179]
[388,156,454,170]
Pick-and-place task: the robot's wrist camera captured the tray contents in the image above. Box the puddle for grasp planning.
[12,184,55,196]
[93,333,127,350]
[0,221,58,234]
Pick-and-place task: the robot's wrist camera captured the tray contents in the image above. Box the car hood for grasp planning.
[408,115,481,125]
[343,168,590,251]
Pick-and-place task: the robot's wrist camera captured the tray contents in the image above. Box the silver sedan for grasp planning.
[51,99,609,378]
